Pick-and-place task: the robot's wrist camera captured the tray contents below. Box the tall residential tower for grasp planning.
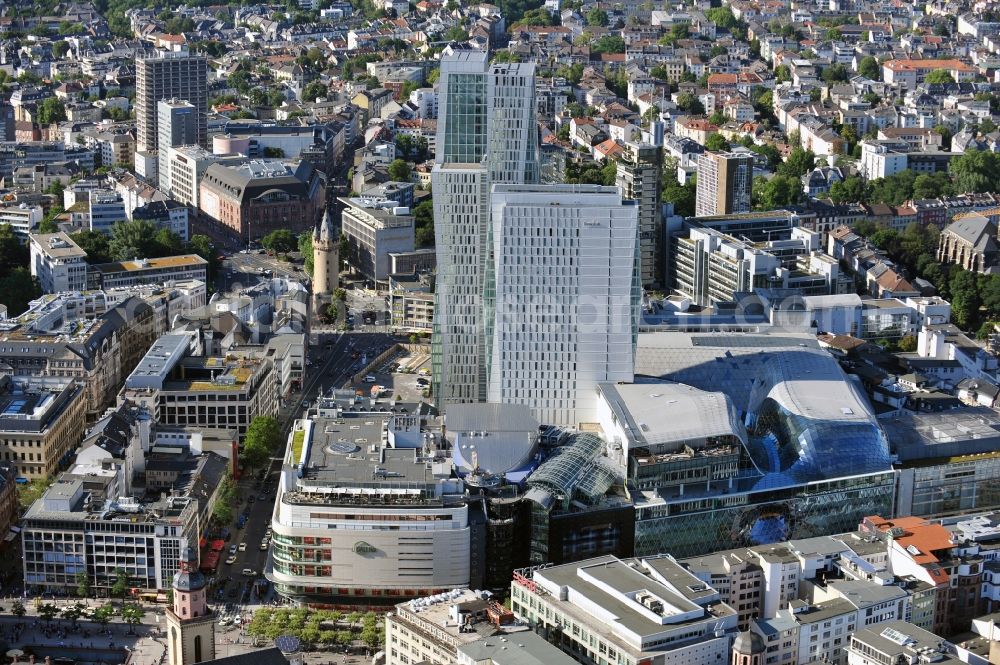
[431,51,538,407]
[617,142,664,288]
[695,152,753,218]
[136,50,208,154]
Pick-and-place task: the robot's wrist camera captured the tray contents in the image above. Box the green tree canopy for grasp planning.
[387,159,411,181]
[704,133,730,152]
[676,92,705,115]
[858,56,880,80]
[591,35,626,53]
[243,416,282,470]
[924,69,954,84]
[301,80,329,103]
[754,174,803,209]
[298,231,314,276]
[262,229,297,254]
[37,97,66,126]
[951,150,1000,194]
[586,8,608,25]
[778,147,816,178]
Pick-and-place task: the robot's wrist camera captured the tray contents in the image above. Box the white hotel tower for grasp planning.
[487,185,639,427]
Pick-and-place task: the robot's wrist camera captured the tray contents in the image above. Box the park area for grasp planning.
[246,607,384,652]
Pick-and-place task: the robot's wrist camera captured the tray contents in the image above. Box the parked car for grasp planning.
[238,542,247,552]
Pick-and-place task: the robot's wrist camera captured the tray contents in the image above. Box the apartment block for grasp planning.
[121,333,278,435]
[157,99,199,194]
[340,195,415,284]
[695,152,753,218]
[86,254,208,290]
[29,232,88,293]
[135,50,208,153]
[617,142,664,288]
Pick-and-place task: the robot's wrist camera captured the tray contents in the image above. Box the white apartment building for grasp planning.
[89,189,128,235]
[267,413,472,608]
[510,555,739,665]
[487,184,638,427]
[0,203,43,239]
[29,232,88,293]
[860,141,909,179]
[431,51,538,408]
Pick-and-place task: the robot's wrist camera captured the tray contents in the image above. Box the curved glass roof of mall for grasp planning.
[629,331,892,490]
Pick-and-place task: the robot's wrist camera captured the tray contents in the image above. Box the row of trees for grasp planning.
[29,599,145,633]
[241,416,282,471]
[828,151,1000,207]
[67,223,221,279]
[852,220,1000,335]
[211,476,240,526]
[247,607,383,649]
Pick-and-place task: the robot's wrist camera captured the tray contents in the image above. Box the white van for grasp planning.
[363,375,377,383]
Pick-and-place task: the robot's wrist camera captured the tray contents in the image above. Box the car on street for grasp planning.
[364,375,376,383]
[229,544,238,554]
[225,555,237,565]
[242,568,257,577]
[260,541,269,551]
[238,542,247,552]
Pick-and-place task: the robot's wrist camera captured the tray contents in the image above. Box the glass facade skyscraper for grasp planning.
[432,52,539,407]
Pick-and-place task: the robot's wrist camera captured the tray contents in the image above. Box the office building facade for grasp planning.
[22,482,199,592]
[695,152,753,218]
[157,99,199,194]
[89,189,128,235]
[431,51,538,407]
[487,185,639,427]
[135,50,208,153]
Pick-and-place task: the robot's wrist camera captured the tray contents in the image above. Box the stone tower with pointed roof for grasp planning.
[166,546,216,665]
[312,206,339,307]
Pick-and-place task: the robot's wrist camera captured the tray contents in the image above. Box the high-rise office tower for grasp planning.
[431,51,538,407]
[136,50,208,154]
[486,185,639,427]
[694,152,754,217]
[617,142,664,288]
[157,99,199,194]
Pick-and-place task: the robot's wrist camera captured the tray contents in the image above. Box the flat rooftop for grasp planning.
[531,555,735,655]
[597,382,746,451]
[283,415,457,505]
[93,254,208,274]
[881,408,1000,463]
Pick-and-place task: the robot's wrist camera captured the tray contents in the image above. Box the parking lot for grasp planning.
[349,350,432,404]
